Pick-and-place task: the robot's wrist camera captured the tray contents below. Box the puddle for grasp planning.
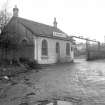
[47,101,73,105]
[58,101,73,105]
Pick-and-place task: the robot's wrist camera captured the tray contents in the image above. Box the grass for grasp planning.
[0,58,40,79]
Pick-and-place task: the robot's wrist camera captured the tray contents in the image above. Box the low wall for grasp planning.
[87,50,105,60]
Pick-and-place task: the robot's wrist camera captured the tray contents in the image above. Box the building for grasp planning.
[0,6,74,64]
[74,42,86,56]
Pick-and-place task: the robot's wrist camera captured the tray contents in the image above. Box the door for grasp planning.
[56,42,60,62]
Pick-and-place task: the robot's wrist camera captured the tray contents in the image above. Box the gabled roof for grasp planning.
[17,17,65,36]
[5,17,65,36]
[1,16,73,42]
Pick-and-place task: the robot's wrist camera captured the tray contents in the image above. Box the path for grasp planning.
[1,59,105,105]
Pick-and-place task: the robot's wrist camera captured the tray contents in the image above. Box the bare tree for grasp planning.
[0,9,12,31]
[0,0,12,32]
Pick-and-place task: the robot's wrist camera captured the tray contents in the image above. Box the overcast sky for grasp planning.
[1,0,105,42]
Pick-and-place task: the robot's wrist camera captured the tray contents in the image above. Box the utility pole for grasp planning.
[86,39,90,59]
[98,42,100,51]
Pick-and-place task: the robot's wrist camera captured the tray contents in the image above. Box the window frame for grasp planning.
[41,39,48,56]
[71,46,73,52]
[56,42,60,54]
[66,43,70,56]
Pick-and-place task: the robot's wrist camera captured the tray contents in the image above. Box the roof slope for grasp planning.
[16,17,65,36]
[1,16,73,43]
[4,16,65,37]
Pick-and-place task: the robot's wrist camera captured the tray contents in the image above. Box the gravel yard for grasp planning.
[0,59,105,105]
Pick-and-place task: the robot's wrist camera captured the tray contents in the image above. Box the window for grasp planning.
[21,39,28,46]
[20,37,29,45]
[71,46,73,51]
[66,43,70,55]
[42,39,48,56]
[56,42,60,53]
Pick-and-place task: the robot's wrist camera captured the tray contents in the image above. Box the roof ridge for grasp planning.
[17,17,54,28]
[16,17,65,33]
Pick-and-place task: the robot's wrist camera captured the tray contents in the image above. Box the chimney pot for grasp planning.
[13,5,19,17]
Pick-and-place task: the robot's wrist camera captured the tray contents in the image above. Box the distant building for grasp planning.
[74,42,86,56]
[76,42,86,50]
[0,6,74,64]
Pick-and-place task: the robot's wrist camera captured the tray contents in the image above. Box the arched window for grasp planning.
[56,42,60,53]
[66,43,70,55]
[20,38,28,46]
[21,39,28,46]
[42,39,48,56]
[71,46,73,51]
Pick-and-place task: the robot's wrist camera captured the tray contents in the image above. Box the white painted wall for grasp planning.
[18,23,74,64]
[34,36,74,64]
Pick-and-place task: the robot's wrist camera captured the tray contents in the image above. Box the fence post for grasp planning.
[98,42,100,50]
[86,39,90,59]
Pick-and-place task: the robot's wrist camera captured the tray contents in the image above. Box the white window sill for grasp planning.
[65,56,71,58]
[41,56,48,59]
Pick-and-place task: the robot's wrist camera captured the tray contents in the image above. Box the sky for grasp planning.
[1,0,105,42]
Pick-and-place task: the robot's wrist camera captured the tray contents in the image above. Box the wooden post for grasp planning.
[98,42,100,50]
[86,39,89,59]
[86,39,90,51]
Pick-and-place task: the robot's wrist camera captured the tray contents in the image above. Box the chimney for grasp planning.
[53,17,57,28]
[13,5,19,17]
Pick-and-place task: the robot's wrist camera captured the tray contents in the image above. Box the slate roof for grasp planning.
[1,16,73,42]
[16,17,65,36]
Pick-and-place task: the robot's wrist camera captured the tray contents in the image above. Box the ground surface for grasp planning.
[1,59,105,105]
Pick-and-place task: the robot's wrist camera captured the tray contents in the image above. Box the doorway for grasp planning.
[56,42,60,62]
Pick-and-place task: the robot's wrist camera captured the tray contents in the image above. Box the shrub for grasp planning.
[19,57,40,69]
[0,58,40,78]
[0,66,27,77]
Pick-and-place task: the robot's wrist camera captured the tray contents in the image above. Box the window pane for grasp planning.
[66,43,70,55]
[42,39,48,56]
[56,42,60,53]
